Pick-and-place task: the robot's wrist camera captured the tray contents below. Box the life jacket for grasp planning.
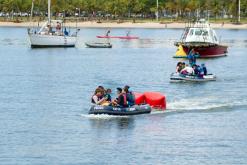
[126,92,135,106]
[121,93,128,106]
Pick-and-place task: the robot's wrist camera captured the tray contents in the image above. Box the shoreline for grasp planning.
[0,21,247,29]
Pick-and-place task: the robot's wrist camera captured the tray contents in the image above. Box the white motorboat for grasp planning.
[28,0,79,48]
[174,19,228,58]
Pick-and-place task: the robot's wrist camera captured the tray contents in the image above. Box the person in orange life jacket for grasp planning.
[124,85,135,106]
[91,88,106,105]
[113,88,128,108]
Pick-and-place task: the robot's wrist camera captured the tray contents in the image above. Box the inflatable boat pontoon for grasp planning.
[89,104,151,116]
[170,73,216,82]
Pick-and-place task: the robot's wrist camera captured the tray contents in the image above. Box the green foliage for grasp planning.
[0,0,246,20]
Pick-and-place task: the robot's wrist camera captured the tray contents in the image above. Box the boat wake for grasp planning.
[80,97,247,118]
[167,97,247,111]
[81,114,129,119]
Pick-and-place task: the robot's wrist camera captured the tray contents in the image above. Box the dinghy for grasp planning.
[89,104,151,116]
[85,42,112,48]
[170,73,216,82]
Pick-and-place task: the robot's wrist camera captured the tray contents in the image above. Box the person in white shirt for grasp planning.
[180,64,194,75]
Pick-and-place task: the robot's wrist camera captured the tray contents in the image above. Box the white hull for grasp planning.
[29,34,77,47]
[170,73,216,82]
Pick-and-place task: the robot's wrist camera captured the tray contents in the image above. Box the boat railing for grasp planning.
[185,19,210,29]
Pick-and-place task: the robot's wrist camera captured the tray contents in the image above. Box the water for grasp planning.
[0,27,247,164]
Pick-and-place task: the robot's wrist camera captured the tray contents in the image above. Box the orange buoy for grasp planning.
[133,92,145,105]
[143,92,166,110]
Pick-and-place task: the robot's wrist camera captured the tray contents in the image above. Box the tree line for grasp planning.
[0,0,246,21]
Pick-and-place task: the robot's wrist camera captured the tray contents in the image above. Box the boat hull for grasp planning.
[85,42,112,48]
[29,34,77,48]
[96,36,139,39]
[175,43,228,58]
[170,73,216,82]
[89,105,151,116]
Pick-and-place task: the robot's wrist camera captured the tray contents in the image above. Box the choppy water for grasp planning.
[0,27,247,165]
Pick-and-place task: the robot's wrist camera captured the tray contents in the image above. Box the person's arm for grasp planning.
[93,95,105,105]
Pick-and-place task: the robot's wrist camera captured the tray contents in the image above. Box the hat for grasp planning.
[124,85,130,89]
[116,87,122,92]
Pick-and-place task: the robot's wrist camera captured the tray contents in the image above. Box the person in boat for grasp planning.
[56,22,61,32]
[192,65,202,77]
[105,88,112,102]
[106,29,110,37]
[124,85,135,106]
[98,86,105,96]
[180,64,194,75]
[45,24,52,34]
[64,28,69,36]
[126,30,130,37]
[176,62,183,73]
[181,62,186,70]
[91,88,106,105]
[112,88,128,108]
[201,63,207,75]
[187,49,199,66]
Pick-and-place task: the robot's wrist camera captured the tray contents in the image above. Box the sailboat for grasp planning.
[28,0,79,48]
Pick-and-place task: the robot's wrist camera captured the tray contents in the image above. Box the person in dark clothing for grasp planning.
[192,65,200,76]
[106,29,110,36]
[188,49,199,66]
[201,63,207,75]
[123,85,135,106]
[113,88,128,107]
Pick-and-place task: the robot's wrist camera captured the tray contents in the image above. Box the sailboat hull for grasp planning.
[29,34,77,48]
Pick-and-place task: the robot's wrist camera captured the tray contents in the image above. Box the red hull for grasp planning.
[96,36,139,39]
[182,44,228,58]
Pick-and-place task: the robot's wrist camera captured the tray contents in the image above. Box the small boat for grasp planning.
[170,73,216,82]
[85,42,112,48]
[89,104,151,116]
[96,36,139,39]
[174,19,228,58]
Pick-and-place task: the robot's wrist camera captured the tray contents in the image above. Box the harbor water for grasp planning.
[0,27,247,164]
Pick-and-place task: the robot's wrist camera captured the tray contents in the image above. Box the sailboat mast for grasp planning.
[48,0,51,24]
[238,0,241,23]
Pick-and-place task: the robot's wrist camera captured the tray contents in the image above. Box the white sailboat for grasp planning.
[28,0,79,48]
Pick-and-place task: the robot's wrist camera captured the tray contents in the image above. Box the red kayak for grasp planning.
[96,36,139,39]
